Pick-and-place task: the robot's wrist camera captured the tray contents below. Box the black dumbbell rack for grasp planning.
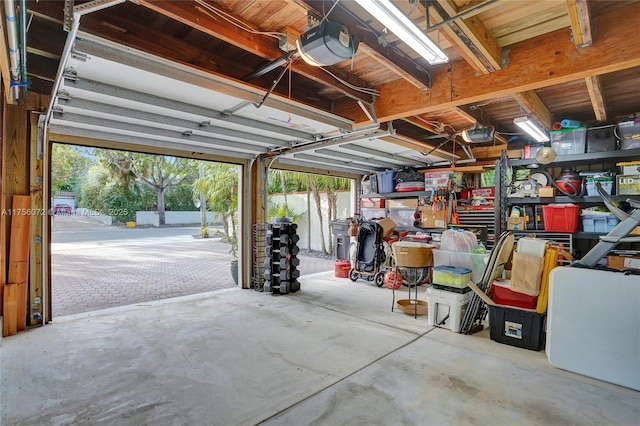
[264,222,301,295]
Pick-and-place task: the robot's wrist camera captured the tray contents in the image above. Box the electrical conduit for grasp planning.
[4,0,21,100]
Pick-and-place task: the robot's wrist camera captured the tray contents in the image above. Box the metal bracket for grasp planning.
[357,100,377,124]
[501,47,511,69]
[306,11,322,29]
[70,50,89,62]
[36,114,45,160]
[74,0,126,16]
[57,90,72,100]
[63,67,77,80]
[63,0,74,32]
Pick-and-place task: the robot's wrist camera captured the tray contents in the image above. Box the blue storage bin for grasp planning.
[586,178,614,196]
[581,214,620,233]
[377,170,396,193]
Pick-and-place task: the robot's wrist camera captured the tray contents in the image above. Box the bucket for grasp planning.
[335,259,351,278]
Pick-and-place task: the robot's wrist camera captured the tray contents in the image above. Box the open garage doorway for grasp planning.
[253,170,355,292]
[50,144,240,317]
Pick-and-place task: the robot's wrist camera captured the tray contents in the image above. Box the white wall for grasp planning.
[269,191,353,252]
[135,211,221,226]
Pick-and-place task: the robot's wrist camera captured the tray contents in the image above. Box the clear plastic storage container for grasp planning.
[550,127,586,155]
[432,266,472,288]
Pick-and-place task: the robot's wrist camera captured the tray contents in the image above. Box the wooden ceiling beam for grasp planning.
[379,134,454,161]
[136,0,371,102]
[408,3,488,75]
[334,3,640,124]
[471,145,522,161]
[513,91,553,130]
[433,0,502,73]
[585,75,607,123]
[402,116,441,135]
[566,0,592,47]
[300,0,433,91]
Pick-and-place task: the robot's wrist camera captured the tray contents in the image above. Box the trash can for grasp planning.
[330,219,351,260]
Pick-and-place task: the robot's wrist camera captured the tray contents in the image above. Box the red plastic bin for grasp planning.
[334,259,351,278]
[541,204,580,232]
[492,281,538,309]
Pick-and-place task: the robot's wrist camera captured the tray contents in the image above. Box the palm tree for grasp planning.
[193,163,239,258]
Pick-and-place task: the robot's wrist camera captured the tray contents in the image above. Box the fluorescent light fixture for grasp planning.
[514,116,550,143]
[355,0,448,64]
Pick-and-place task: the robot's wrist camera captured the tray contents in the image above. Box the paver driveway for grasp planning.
[51,215,333,317]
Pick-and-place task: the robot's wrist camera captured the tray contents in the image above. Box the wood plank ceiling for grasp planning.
[12,0,640,172]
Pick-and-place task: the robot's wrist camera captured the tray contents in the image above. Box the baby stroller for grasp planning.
[349,221,386,286]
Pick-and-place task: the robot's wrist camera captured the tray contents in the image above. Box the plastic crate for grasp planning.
[618,120,640,150]
[432,266,472,288]
[585,177,614,196]
[432,249,486,283]
[550,127,586,156]
[377,170,396,193]
[586,125,618,153]
[360,208,386,220]
[387,208,417,228]
[581,214,620,233]
[541,204,580,232]
[488,305,546,351]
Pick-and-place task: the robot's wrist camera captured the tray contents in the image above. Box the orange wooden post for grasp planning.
[7,195,31,334]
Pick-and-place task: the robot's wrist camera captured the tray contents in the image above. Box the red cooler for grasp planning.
[492,280,537,309]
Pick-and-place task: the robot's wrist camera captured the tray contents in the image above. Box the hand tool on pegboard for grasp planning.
[448,190,459,224]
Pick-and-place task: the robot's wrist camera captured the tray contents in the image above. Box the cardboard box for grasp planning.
[617,174,640,195]
[607,255,640,271]
[507,216,527,230]
[360,198,385,208]
[617,161,640,175]
[418,206,447,228]
[386,198,419,209]
[538,187,556,197]
[376,217,396,238]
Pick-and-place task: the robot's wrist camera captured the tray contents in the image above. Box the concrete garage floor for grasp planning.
[2,273,639,425]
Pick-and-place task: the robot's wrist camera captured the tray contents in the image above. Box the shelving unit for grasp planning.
[456,209,496,249]
[360,190,435,232]
[361,190,432,199]
[506,195,636,205]
[507,148,640,167]
[496,148,640,256]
